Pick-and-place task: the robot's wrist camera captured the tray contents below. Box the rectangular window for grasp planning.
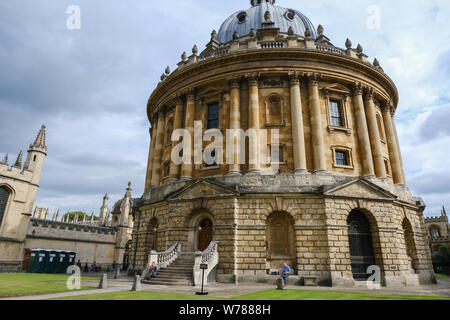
[384,159,391,176]
[207,103,219,129]
[330,100,343,127]
[335,150,349,166]
[163,162,170,177]
[269,144,285,164]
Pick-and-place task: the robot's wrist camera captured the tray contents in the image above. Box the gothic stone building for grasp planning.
[130,0,435,287]
[425,207,450,253]
[0,126,133,272]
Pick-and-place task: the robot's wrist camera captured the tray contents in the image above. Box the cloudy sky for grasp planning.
[0,0,449,218]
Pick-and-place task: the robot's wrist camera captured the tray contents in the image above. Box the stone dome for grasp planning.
[217,0,317,43]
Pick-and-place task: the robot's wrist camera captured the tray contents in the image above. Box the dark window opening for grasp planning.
[335,150,349,166]
[207,103,219,129]
[330,100,344,127]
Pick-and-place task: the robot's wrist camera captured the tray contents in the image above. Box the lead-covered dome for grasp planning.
[217,0,317,43]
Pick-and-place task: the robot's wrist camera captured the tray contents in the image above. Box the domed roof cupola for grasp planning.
[217,0,317,43]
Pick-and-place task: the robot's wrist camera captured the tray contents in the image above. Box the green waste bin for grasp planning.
[34,249,47,273]
[26,249,39,273]
[55,251,67,274]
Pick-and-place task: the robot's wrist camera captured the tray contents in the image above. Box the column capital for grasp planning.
[288,71,300,86]
[307,72,322,86]
[247,74,260,87]
[364,87,375,100]
[186,88,196,101]
[175,93,184,105]
[352,82,364,96]
[229,77,241,89]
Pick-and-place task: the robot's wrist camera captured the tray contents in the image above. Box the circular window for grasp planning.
[285,10,296,21]
[237,12,247,24]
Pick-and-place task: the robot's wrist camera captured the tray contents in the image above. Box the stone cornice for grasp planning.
[147,49,399,121]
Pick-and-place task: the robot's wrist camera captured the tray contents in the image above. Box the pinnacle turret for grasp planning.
[13,151,23,168]
[30,125,47,151]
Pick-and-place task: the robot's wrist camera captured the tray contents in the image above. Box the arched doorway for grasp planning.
[266,212,296,273]
[145,217,159,252]
[122,240,132,271]
[347,210,376,280]
[198,218,213,251]
[402,218,418,274]
[0,186,10,229]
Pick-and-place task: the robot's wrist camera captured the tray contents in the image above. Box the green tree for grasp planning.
[63,211,99,222]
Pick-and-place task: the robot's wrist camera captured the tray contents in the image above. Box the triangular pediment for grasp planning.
[167,179,237,201]
[323,179,397,201]
[323,83,351,94]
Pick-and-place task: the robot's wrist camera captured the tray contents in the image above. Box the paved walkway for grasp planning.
[1,278,449,300]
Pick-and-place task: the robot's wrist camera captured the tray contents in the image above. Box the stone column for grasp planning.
[289,73,308,174]
[247,76,260,174]
[308,73,327,173]
[364,88,386,178]
[353,83,375,177]
[228,78,241,175]
[145,124,156,190]
[382,104,404,184]
[169,96,184,182]
[393,115,406,184]
[150,111,166,186]
[181,91,195,180]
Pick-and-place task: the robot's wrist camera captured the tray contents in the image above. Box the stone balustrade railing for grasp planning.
[142,241,181,280]
[193,241,219,287]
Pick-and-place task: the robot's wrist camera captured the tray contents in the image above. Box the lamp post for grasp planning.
[152,228,157,251]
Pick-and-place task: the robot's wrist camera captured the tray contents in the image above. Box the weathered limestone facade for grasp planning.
[425,207,450,252]
[130,0,435,287]
[0,126,47,272]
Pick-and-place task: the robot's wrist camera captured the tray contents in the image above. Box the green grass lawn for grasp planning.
[436,274,450,279]
[0,273,98,298]
[51,289,450,301]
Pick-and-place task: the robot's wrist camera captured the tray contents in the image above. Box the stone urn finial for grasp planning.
[356,43,363,53]
[211,30,217,41]
[317,24,324,35]
[233,31,239,40]
[192,45,198,55]
[345,38,352,49]
[165,66,171,75]
[264,11,271,22]
[288,26,294,36]
[304,28,311,38]
[181,51,187,61]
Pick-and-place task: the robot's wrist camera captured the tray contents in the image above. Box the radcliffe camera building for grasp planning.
[131,0,436,287]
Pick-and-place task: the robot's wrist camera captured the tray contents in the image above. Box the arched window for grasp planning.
[430,226,441,239]
[347,210,376,280]
[0,186,10,228]
[402,218,418,273]
[146,217,159,251]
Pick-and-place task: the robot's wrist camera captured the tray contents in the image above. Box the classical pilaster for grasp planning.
[308,73,327,173]
[289,73,308,174]
[353,83,375,177]
[145,124,157,190]
[150,111,166,186]
[228,78,241,175]
[382,103,405,185]
[180,90,196,180]
[169,95,184,182]
[364,88,386,178]
[247,75,260,174]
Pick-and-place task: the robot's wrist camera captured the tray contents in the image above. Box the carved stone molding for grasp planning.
[352,82,364,96]
[307,72,322,86]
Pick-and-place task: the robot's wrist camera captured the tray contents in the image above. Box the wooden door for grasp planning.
[22,249,31,270]
[198,219,213,251]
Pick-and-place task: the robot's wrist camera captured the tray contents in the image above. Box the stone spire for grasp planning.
[90,212,95,222]
[13,151,23,168]
[100,193,109,225]
[442,206,447,217]
[55,209,60,221]
[31,125,47,151]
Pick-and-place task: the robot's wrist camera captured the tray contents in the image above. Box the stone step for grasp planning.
[143,279,193,286]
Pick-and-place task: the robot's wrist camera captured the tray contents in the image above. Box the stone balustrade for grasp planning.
[193,241,219,287]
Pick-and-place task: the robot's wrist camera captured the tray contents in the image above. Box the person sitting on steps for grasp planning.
[281,263,291,286]
[145,262,158,280]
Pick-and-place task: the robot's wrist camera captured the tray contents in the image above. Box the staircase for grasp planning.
[143,252,195,286]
